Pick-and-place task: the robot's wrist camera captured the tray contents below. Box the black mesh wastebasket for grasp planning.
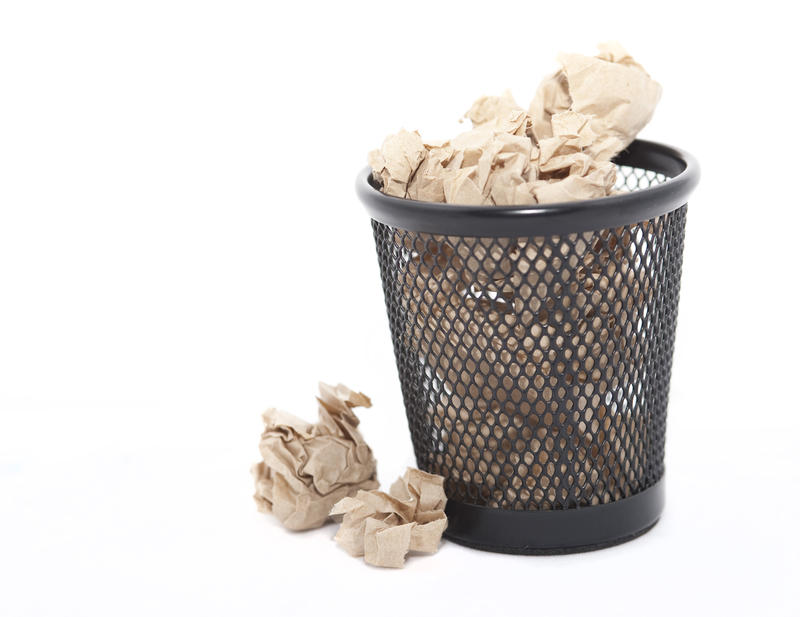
[357,139,699,554]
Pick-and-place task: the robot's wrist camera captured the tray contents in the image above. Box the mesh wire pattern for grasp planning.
[372,166,687,511]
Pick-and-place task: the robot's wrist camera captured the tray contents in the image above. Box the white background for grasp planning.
[1,1,798,615]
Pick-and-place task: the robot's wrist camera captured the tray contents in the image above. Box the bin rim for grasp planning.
[357,139,699,236]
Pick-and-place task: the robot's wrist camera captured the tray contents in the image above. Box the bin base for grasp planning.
[443,479,664,555]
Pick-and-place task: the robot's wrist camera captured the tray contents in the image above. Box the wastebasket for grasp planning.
[357,139,699,554]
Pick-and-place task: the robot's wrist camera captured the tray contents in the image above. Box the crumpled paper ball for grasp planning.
[330,467,448,568]
[251,383,378,530]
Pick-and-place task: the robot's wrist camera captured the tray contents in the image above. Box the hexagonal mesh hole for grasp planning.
[371,166,686,510]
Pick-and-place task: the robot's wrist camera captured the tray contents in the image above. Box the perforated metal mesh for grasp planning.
[372,165,686,511]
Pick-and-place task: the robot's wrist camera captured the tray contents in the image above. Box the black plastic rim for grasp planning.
[443,479,665,555]
[357,139,699,236]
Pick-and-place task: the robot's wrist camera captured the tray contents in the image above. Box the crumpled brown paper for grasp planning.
[530,41,662,161]
[369,42,660,205]
[251,383,379,530]
[368,129,427,198]
[330,467,448,568]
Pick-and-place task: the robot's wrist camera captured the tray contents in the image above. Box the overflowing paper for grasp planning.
[251,383,379,530]
[369,43,660,204]
[330,467,448,568]
[530,41,662,161]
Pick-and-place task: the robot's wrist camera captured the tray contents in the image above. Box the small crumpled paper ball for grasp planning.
[330,467,448,568]
[251,383,378,530]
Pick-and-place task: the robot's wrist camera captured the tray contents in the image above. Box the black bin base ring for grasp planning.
[443,479,664,555]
